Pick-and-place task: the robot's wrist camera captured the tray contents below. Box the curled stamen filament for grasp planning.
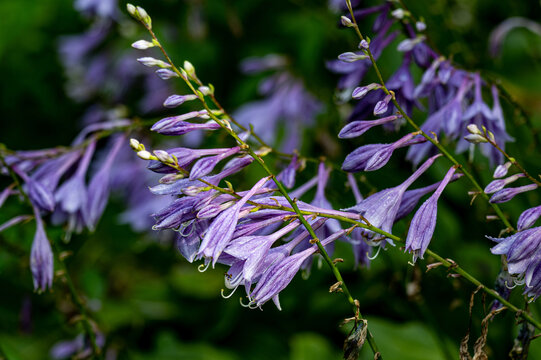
[367,246,382,260]
[221,286,239,299]
[198,261,211,273]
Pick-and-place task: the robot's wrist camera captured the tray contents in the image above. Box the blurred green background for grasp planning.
[2,0,541,359]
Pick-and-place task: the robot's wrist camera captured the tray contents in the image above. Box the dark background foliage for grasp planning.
[2,0,541,359]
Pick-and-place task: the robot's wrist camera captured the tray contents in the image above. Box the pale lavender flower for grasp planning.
[405,166,457,262]
[248,228,348,309]
[163,94,198,108]
[345,154,441,247]
[197,177,270,266]
[30,207,54,292]
[12,166,55,212]
[84,135,125,230]
[339,115,401,139]
[0,215,33,233]
[189,147,241,180]
[488,227,541,299]
[489,17,541,57]
[518,206,541,231]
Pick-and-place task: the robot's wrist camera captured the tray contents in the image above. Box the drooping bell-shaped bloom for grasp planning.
[247,228,348,310]
[345,154,441,247]
[396,173,463,221]
[405,166,457,262]
[11,166,55,212]
[189,147,241,180]
[85,135,125,230]
[488,227,541,299]
[30,207,54,292]
[225,220,301,284]
[197,176,270,266]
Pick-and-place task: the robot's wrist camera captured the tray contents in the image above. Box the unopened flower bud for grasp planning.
[182,186,205,196]
[136,6,151,28]
[137,150,153,160]
[159,174,183,184]
[416,21,426,31]
[493,161,512,178]
[467,124,483,135]
[341,16,354,27]
[131,40,155,50]
[153,150,173,163]
[352,83,379,99]
[391,9,406,19]
[163,94,198,108]
[155,69,179,80]
[137,57,171,68]
[126,4,137,16]
[338,52,368,63]
[130,138,140,150]
[198,86,212,96]
[464,134,488,144]
[359,40,369,49]
[184,61,196,77]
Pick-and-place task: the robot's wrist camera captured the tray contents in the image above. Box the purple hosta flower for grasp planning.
[342,132,425,172]
[348,227,372,269]
[347,173,363,203]
[386,55,417,117]
[413,57,444,99]
[489,17,541,57]
[247,228,348,310]
[396,173,463,221]
[493,161,512,178]
[234,61,322,152]
[84,135,125,230]
[50,332,105,360]
[0,215,33,233]
[275,155,301,189]
[489,184,538,204]
[346,154,441,247]
[155,68,179,80]
[311,163,342,239]
[397,35,426,53]
[163,94,198,108]
[75,0,117,19]
[197,177,270,267]
[225,220,302,284]
[239,54,289,74]
[518,206,541,231]
[405,166,457,262]
[352,83,380,100]
[373,94,393,116]
[189,147,241,180]
[150,110,218,135]
[457,74,512,166]
[488,227,541,299]
[339,115,400,139]
[53,139,96,235]
[30,207,54,292]
[11,166,55,212]
[338,52,368,63]
[484,173,525,194]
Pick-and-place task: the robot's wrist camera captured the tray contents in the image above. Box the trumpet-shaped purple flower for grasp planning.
[30,207,54,292]
[189,147,241,180]
[247,228,348,310]
[488,227,541,299]
[85,135,125,230]
[346,154,441,247]
[197,177,270,266]
[405,166,457,262]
